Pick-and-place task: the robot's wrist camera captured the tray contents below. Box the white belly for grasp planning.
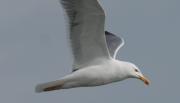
[61,60,121,89]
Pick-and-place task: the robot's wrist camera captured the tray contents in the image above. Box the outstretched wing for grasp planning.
[105,31,124,59]
[60,0,111,71]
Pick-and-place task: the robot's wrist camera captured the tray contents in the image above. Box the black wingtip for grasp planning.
[105,31,116,37]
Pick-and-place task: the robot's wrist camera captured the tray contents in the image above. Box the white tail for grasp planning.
[35,80,64,93]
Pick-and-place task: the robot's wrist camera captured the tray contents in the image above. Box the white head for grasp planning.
[122,62,150,85]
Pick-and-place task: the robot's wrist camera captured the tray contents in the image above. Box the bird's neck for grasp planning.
[113,60,132,80]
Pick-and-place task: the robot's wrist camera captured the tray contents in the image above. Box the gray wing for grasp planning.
[105,31,124,59]
[60,0,111,71]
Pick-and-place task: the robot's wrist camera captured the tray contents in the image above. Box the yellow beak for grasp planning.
[139,75,150,85]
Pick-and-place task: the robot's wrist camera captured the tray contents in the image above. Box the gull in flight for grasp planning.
[36,0,150,93]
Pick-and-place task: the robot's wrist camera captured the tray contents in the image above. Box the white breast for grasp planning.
[64,59,124,87]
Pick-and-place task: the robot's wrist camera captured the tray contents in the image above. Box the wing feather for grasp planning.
[105,31,124,59]
[60,0,110,70]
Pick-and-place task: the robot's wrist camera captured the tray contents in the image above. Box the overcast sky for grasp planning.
[1,0,180,103]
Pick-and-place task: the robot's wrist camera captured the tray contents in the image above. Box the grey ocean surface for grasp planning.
[1,0,180,103]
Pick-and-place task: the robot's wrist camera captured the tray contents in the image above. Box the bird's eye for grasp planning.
[134,69,138,72]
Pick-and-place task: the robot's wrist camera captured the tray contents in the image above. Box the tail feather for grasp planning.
[35,80,64,93]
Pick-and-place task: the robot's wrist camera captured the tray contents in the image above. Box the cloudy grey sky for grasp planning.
[1,0,180,102]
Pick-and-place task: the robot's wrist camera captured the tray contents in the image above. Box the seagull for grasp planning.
[35,0,150,93]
